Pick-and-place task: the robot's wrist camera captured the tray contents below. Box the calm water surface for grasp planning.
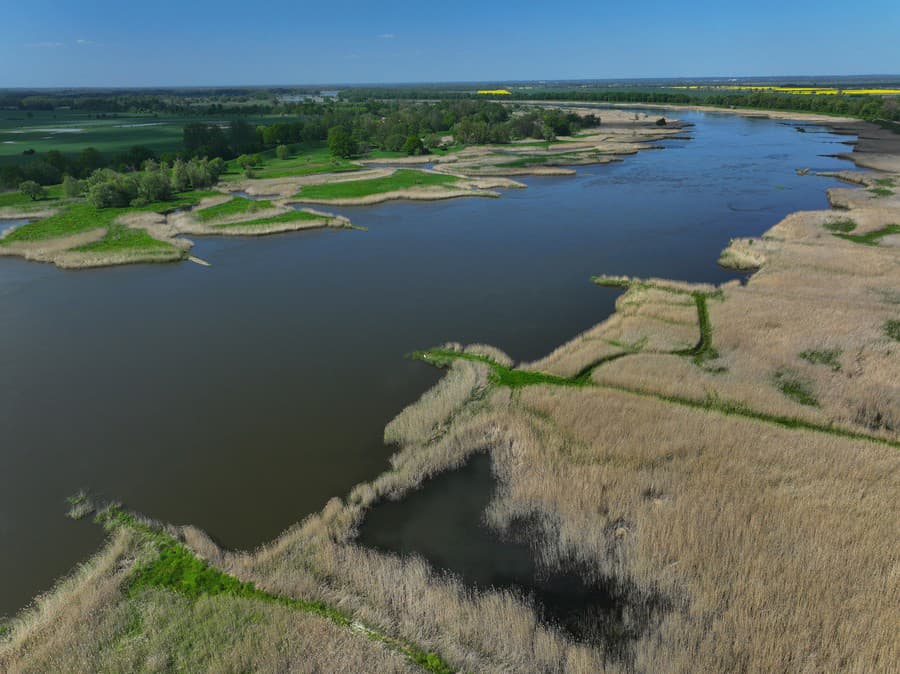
[0,111,856,615]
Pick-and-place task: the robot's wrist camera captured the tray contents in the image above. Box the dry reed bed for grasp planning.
[502,384,900,673]
[0,520,420,673]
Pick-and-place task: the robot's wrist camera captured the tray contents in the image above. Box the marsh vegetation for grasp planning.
[2,107,898,673]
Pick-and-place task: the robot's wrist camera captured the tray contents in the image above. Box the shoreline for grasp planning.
[0,108,688,270]
[2,112,898,672]
[521,98,862,124]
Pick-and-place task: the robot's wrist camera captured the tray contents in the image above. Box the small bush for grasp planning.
[823,218,856,233]
[62,174,85,198]
[799,349,841,371]
[884,320,900,341]
[18,180,46,201]
[773,369,818,406]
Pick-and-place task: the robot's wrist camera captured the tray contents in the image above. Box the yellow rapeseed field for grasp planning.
[673,85,900,96]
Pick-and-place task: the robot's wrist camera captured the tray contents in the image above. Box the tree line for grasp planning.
[187,100,601,160]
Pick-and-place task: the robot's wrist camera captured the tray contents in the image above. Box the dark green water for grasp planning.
[0,111,857,616]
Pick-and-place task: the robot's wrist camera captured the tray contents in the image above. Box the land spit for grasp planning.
[0,197,353,269]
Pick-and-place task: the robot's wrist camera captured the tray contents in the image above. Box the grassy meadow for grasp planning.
[0,110,281,167]
[296,169,460,200]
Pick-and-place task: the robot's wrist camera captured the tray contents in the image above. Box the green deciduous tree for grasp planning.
[327,126,356,159]
[62,174,85,198]
[402,134,426,156]
[18,180,46,201]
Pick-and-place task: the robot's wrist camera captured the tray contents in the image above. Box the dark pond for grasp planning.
[0,110,856,616]
[357,453,649,652]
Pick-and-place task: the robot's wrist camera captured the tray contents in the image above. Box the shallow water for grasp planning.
[0,111,857,616]
[0,219,28,236]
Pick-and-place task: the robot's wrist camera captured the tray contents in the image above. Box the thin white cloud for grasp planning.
[76,39,96,46]
[26,41,65,48]
[376,33,396,39]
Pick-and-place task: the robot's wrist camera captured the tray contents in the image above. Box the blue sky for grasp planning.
[3,0,899,87]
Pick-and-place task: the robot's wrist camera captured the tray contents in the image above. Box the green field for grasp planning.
[0,183,65,208]
[221,144,361,180]
[0,191,217,244]
[0,110,280,167]
[297,169,459,200]
[72,222,180,254]
[193,196,273,221]
[215,210,330,228]
[0,202,120,243]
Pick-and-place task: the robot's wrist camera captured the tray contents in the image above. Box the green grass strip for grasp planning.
[99,508,454,673]
[674,294,719,364]
[297,169,459,200]
[834,224,900,246]
[0,202,120,243]
[194,196,273,221]
[868,187,895,198]
[72,223,180,254]
[411,348,900,449]
[214,209,331,229]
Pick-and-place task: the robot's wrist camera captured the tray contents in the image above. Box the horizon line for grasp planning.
[2,74,900,91]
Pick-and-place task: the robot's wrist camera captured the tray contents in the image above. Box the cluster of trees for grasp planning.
[1,99,607,193]
[253,100,601,159]
[47,157,226,208]
[1,145,159,189]
[182,120,262,159]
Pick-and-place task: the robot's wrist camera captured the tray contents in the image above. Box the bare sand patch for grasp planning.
[0,207,60,220]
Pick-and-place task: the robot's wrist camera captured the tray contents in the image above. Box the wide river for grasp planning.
[0,111,857,616]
